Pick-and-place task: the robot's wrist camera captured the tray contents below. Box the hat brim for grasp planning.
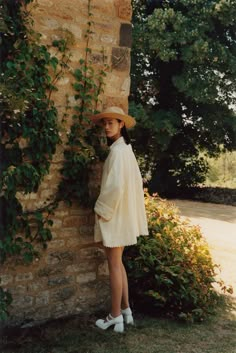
[90,112,136,129]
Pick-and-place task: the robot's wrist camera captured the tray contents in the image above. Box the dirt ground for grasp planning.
[172,199,236,296]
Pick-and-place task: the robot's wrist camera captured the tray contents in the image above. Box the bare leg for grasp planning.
[105,246,124,318]
[121,263,129,310]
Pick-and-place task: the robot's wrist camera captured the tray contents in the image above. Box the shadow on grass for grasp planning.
[1,296,236,353]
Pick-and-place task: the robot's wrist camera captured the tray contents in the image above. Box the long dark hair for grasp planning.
[107,119,131,146]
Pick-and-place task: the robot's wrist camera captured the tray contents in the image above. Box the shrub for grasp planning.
[124,193,228,322]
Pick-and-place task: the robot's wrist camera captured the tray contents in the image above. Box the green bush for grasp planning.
[124,193,230,322]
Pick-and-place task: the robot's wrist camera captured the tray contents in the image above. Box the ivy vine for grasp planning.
[0,0,65,319]
[58,0,108,205]
[0,0,108,320]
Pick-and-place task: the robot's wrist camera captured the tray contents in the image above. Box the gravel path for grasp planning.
[171,199,236,295]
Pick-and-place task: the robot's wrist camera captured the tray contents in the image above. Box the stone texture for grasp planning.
[76,272,96,284]
[35,291,50,306]
[13,295,34,308]
[47,239,65,249]
[46,251,75,266]
[52,286,76,301]
[63,216,88,227]
[65,238,82,248]
[121,77,131,96]
[119,23,132,47]
[112,47,130,71]
[15,273,33,282]
[0,274,13,285]
[103,96,129,113]
[48,275,73,287]
[98,261,109,276]
[115,0,132,20]
[79,225,94,236]
[38,266,63,278]
[2,0,132,327]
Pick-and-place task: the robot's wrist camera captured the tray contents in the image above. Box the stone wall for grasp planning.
[0,0,132,326]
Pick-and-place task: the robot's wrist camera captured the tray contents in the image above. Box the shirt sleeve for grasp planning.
[94,149,124,221]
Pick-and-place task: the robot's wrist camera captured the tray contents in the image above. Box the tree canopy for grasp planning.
[130,0,236,193]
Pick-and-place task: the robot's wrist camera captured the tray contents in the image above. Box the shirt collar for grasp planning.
[109,136,125,150]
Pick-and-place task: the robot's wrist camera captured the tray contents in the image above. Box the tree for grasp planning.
[130,0,236,193]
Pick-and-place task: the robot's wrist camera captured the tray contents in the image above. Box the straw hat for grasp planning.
[90,106,136,129]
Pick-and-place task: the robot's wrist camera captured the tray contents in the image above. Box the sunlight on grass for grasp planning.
[1,299,236,353]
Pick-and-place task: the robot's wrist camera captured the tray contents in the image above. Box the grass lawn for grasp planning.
[1,298,236,353]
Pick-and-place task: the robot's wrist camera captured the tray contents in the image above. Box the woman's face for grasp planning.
[102,118,124,140]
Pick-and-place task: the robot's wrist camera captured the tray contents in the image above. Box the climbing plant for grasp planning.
[0,0,108,319]
[58,0,108,206]
[0,0,67,318]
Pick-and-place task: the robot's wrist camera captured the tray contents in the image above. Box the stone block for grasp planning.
[121,77,131,96]
[54,210,69,218]
[79,225,94,236]
[48,275,72,287]
[78,287,96,302]
[0,274,13,285]
[15,272,33,282]
[104,73,123,95]
[14,285,27,294]
[65,264,81,273]
[38,266,63,278]
[76,272,96,284]
[94,21,117,34]
[116,1,132,21]
[112,47,130,71]
[51,219,63,229]
[52,286,76,301]
[57,227,79,238]
[69,207,91,216]
[37,0,53,6]
[66,238,81,248]
[63,215,88,227]
[28,281,46,292]
[62,23,82,39]
[88,214,95,225]
[103,96,129,113]
[98,261,109,277]
[41,18,59,30]
[13,295,34,308]
[89,52,107,65]
[119,23,132,48]
[67,261,96,274]
[78,247,102,261]
[100,34,116,45]
[47,239,65,250]
[46,251,75,266]
[35,291,50,306]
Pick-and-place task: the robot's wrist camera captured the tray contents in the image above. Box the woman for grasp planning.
[90,106,148,333]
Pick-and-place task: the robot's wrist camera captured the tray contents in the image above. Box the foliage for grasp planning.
[58,0,108,206]
[204,151,236,188]
[130,0,236,193]
[0,0,65,318]
[124,193,232,322]
[0,0,108,320]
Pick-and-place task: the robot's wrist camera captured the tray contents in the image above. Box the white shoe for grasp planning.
[95,314,124,333]
[121,307,134,325]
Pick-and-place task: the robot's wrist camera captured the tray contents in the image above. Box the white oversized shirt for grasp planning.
[94,137,148,247]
